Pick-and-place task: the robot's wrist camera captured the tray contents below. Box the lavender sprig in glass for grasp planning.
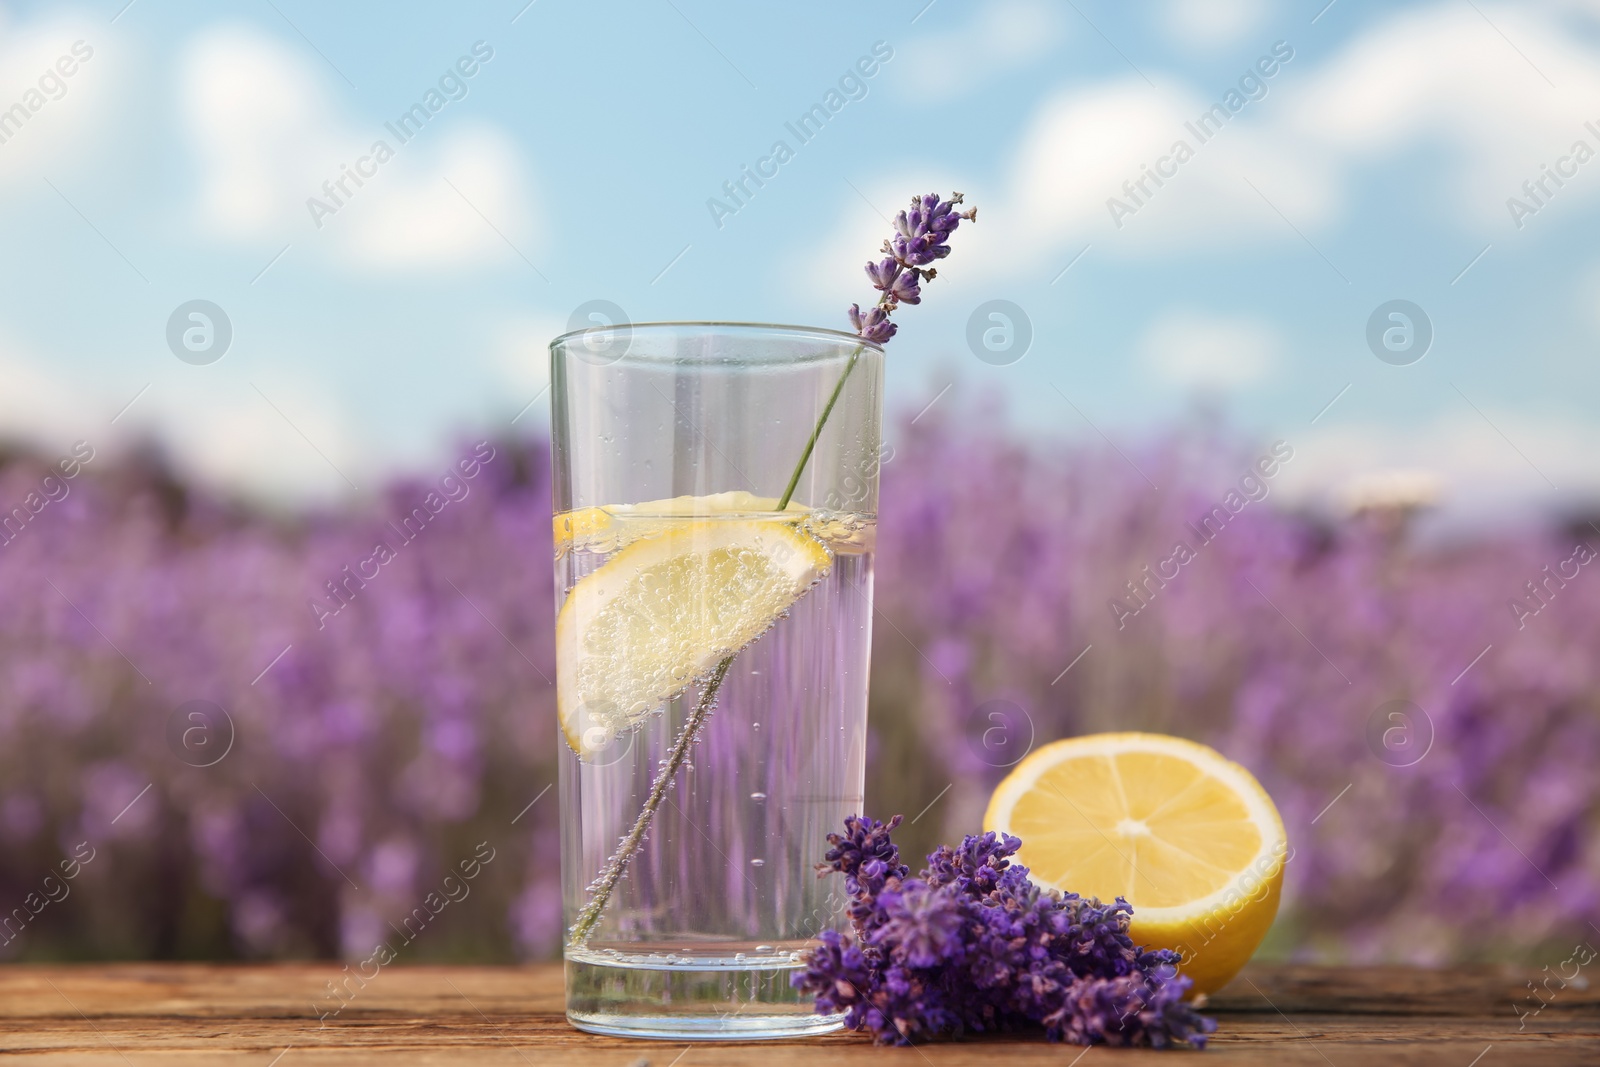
[566,193,976,948]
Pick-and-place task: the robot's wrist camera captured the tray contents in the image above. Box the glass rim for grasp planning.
[548,320,884,355]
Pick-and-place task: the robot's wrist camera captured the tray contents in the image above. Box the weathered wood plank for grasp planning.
[0,964,1594,1066]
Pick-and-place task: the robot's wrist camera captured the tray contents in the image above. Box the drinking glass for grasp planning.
[549,322,883,1039]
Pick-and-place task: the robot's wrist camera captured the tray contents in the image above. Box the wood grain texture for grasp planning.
[0,963,1595,1066]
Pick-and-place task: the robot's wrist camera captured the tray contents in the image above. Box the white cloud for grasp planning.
[870,1,1600,287]
[792,68,1339,301]
[1156,0,1275,50]
[1138,309,1279,389]
[180,26,539,270]
[896,0,1066,102]
[1278,410,1600,521]
[0,333,358,504]
[0,339,97,449]
[0,15,121,190]
[181,27,349,241]
[172,387,363,503]
[1281,3,1600,232]
[793,83,1168,299]
[334,124,535,269]
[912,75,1336,281]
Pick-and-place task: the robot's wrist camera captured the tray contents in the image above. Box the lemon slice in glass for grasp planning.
[556,500,831,759]
[985,732,1288,994]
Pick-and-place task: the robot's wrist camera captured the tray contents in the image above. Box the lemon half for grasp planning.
[985,732,1287,994]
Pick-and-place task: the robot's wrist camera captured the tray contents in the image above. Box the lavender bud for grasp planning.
[865,258,901,292]
[847,192,974,343]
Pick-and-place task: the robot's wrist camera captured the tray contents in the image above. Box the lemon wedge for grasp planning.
[984,732,1287,994]
[556,503,831,758]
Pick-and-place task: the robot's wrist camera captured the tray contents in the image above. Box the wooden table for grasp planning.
[1,963,1595,1065]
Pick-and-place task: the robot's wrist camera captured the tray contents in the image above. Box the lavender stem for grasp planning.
[777,346,864,512]
[568,658,730,947]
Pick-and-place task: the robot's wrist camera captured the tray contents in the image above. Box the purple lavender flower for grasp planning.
[849,192,974,343]
[801,929,881,1022]
[795,815,1215,1048]
[818,813,909,886]
[864,257,899,292]
[923,828,1020,894]
[818,813,910,937]
[875,880,964,968]
[865,257,922,305]
[1045,972,1214,1049]
[847,302,896,345]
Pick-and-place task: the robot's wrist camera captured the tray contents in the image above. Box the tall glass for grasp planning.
[548,322,883,1039]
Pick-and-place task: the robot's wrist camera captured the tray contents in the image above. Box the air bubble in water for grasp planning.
[750,791,767,801]
[749,858,765,867]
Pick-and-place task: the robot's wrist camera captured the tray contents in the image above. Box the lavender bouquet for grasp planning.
[794,815,1215,1048]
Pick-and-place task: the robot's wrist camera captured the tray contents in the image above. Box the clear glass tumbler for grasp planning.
[548,322,883,1039]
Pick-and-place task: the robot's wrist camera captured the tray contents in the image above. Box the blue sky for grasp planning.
[2,0,1599,524]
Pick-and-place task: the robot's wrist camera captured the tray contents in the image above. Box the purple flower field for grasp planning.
[0,410,1595,965]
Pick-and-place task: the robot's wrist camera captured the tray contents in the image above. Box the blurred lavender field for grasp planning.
[0,408,1595,965]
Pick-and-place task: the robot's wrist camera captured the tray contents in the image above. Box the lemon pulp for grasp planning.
[985,732,1288,994]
